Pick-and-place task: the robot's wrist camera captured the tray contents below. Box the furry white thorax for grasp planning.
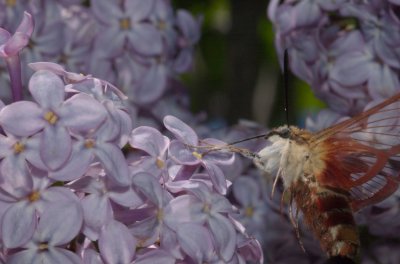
[254,134,311,189]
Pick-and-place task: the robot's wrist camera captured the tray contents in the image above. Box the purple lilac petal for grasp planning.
[128,23,162,56]
[233,177,260,206]
[133,249,176,264]
[95,103,122,142]
[176,10,201,44]
[237,236,264,263]
[93,27,124,57]
[99,220,136,264]
[330,51,371,86]
[202,161,227,195]
[367,63,399,98]
[35,202,83,246]
[91,0,122,25]
[8,248,83,264]
[83,248,104,264]
[23,134,47,170]
[168,140,199,165]
[49,144,93,181]
[126,0,155,21]
[208,213,236,262]
[59,93,107,132]
[292,0,321,28]
[164,195,205,230]
[134,63,167,103]
[0,155,30,191]
[163,115,198,145]
[129,216,159,246]
[28,62,90,83]
[40,125,72,170]
[37,187,80,212]
[0,101,45,136]
[94,143,130,185]
[2,201,36,248]
[132,172,164,205]
[0,29,11,44]
[174,48,193,73]
[184,181,233,213]
[202,139,235,165]
[177,223,215,262]
[82,194,113,241]
[28,70,65,109]
[130,126,169,157]
[108,186,143,208]
[160,226,183,259]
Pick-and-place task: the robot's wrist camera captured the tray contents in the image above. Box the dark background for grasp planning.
[174,0,325,129]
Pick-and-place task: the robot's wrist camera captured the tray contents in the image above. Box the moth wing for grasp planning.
[311,93,400,211]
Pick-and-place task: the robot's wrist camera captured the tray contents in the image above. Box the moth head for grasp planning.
[254,125,292,175]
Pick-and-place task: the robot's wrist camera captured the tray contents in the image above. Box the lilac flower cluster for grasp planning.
[0,63,262,263]
[0,2,264,263]
[269,0,400,116]
[0,0,201,113]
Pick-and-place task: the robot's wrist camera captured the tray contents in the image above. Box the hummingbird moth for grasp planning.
[195,92,400,262]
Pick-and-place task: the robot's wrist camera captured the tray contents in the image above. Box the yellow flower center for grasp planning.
[156,158,164,169]
[44,111,58,125]
[156,209,164,221]
[28,191,40,202]
[192,151,202,159]
[119,18,131,30]
[244,206,254,217]
[6,0,16,7]
[84,139,95,148]
[13,142,25,154]
[38,243,48,251]
[157,20,166,30]
[202,203,210,214]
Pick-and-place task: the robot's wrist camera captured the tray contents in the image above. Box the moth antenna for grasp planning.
[283,49,290,127]
[288,196,306,253]
[226,133,269,145]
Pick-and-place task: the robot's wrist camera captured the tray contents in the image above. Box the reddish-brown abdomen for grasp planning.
[292,180,359,260]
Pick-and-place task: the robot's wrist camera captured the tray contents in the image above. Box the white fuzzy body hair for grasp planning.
[254,134,311,188]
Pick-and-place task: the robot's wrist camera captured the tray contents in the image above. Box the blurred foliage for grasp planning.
[174,0,325,129]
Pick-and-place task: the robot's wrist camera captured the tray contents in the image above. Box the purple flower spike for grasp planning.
[0,11,34,101]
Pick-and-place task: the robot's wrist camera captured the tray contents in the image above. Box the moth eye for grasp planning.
[280,129,290,139]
